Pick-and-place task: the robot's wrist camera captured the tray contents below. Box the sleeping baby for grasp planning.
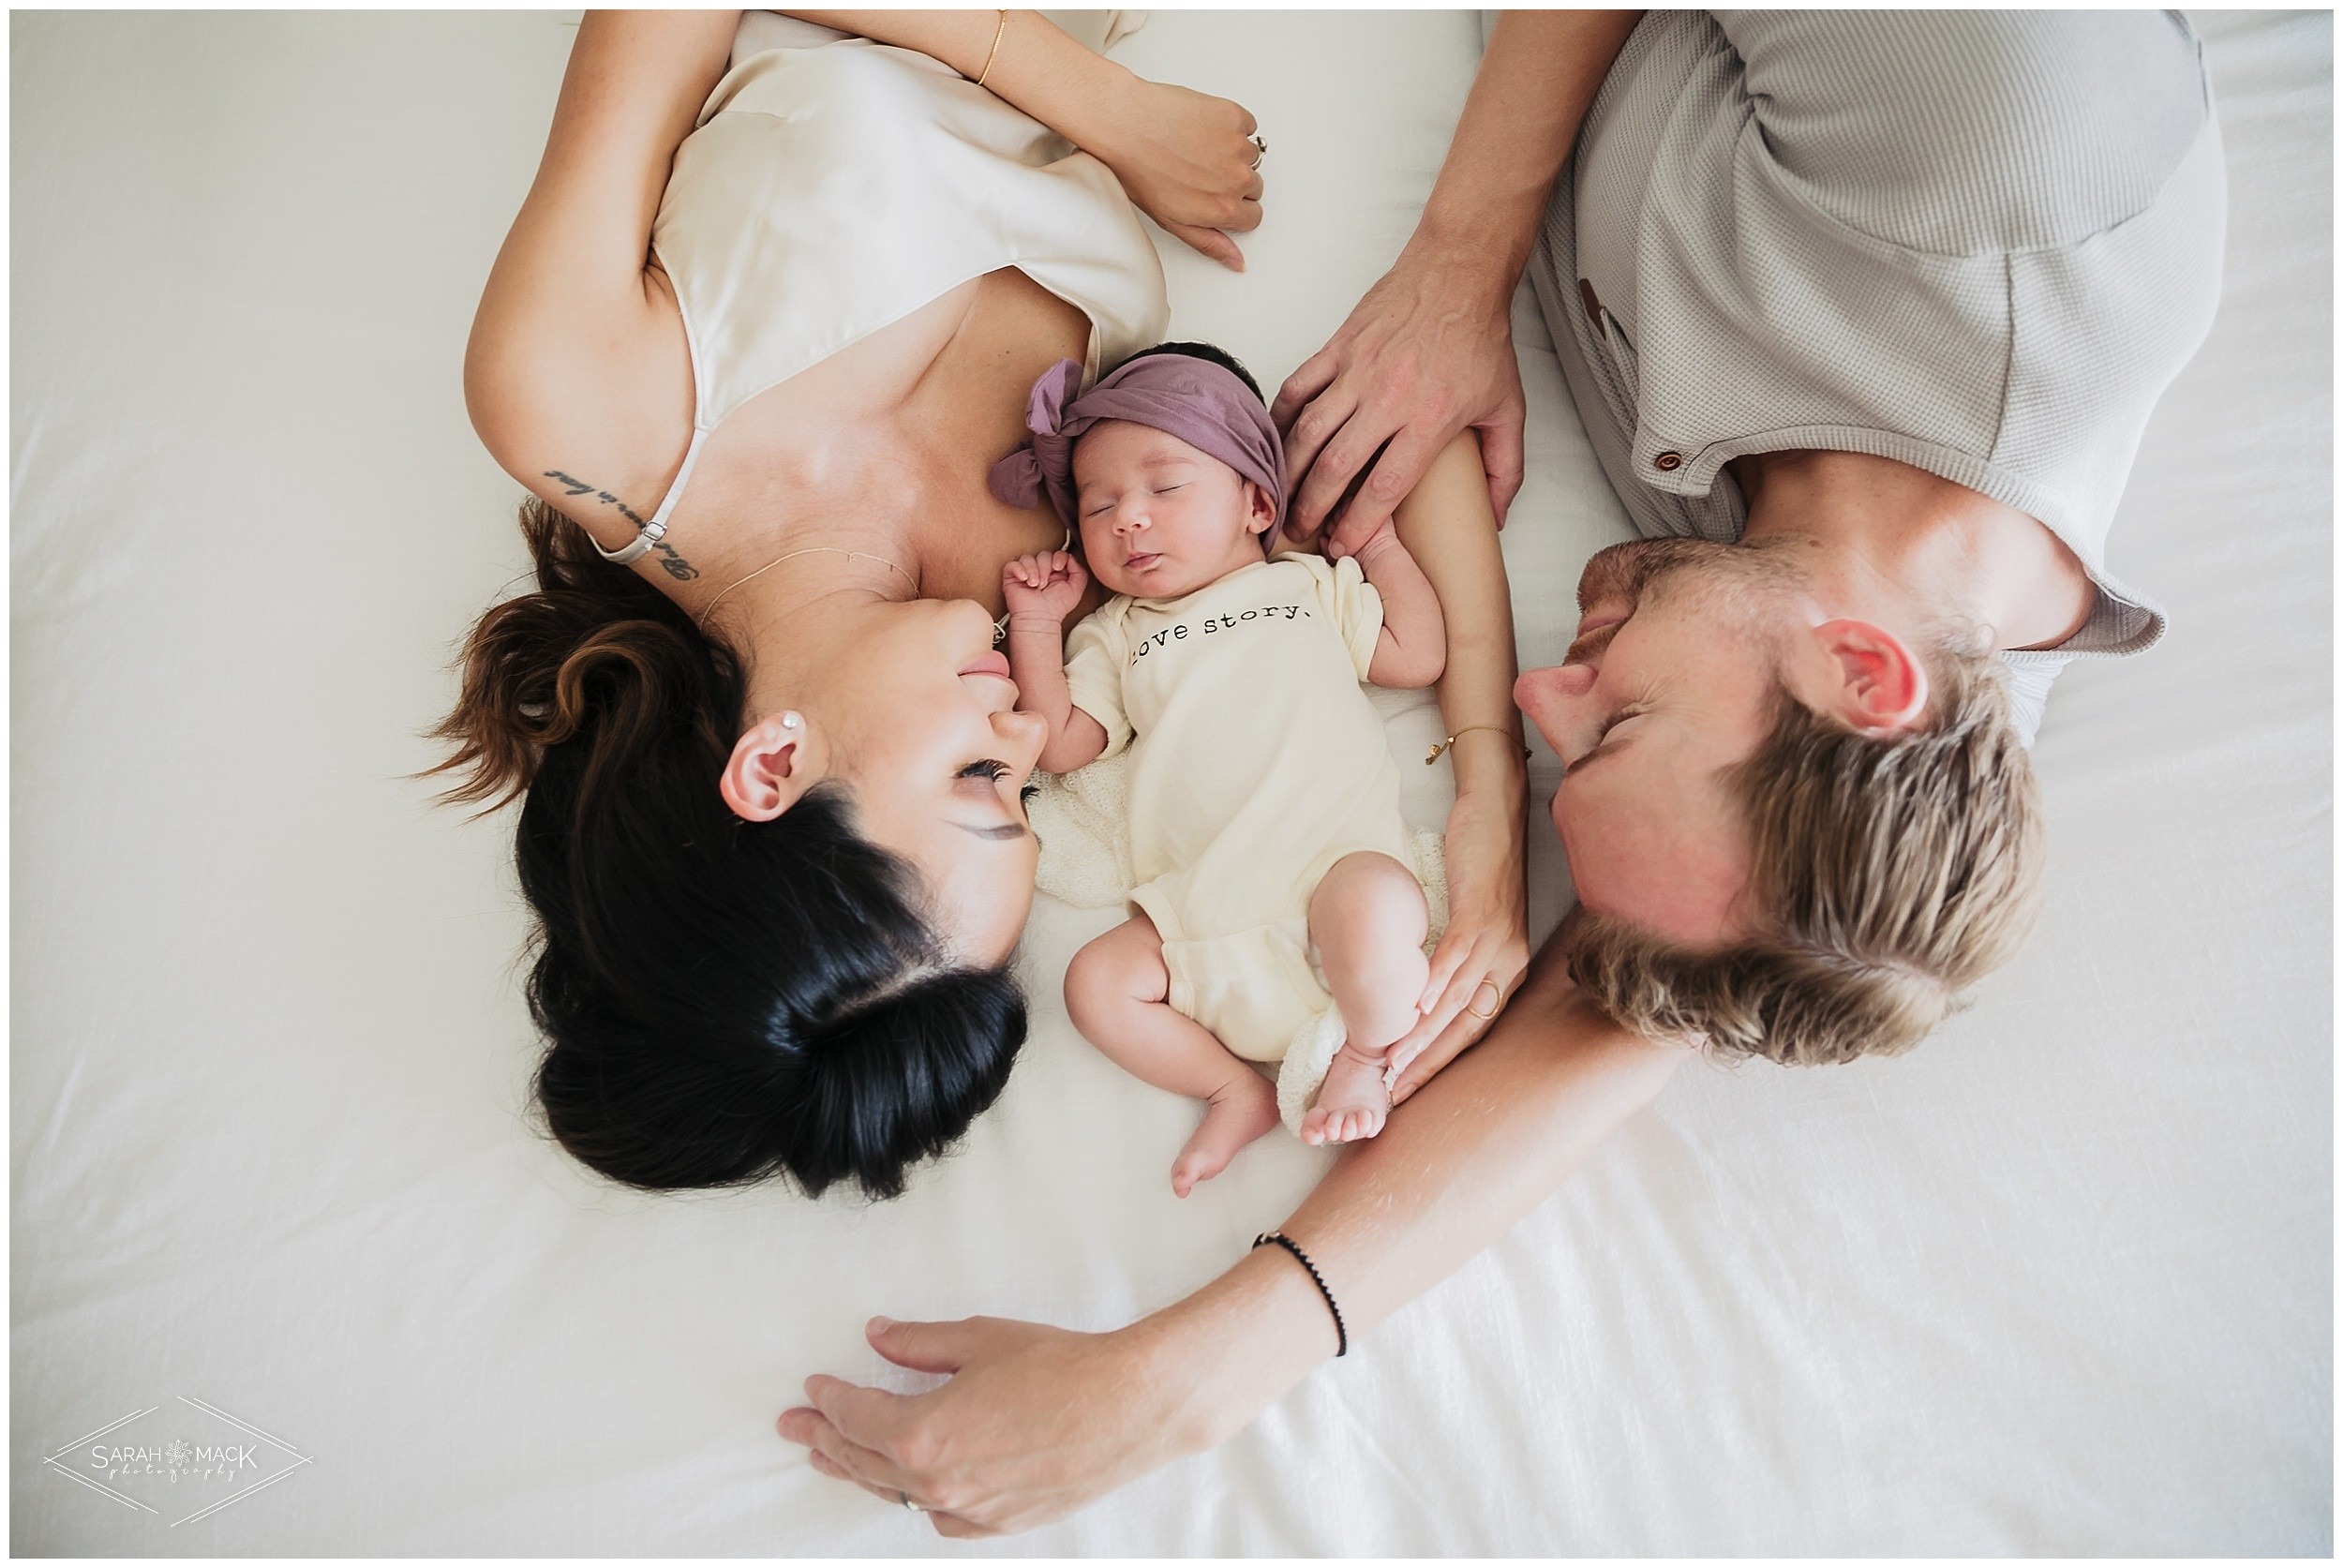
[992,345,1445,1195]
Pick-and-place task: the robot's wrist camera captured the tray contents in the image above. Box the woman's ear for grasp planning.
[1806,619,1931,736]
[719,710,827,821]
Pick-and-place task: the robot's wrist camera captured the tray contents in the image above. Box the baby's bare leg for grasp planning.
[1065,914,1281,1197]
[1301,851,1431,1145]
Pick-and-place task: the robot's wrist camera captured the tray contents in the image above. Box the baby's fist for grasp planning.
[1323,513,1399,562]
[1002,550,1088,620]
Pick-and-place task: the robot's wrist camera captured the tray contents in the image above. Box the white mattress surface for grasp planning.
[11,9,2330,1554]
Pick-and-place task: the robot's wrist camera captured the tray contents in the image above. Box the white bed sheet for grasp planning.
[10,9,2329,1555]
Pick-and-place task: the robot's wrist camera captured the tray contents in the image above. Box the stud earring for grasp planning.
[780,711,801,730]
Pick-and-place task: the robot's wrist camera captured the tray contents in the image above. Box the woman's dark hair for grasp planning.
[429,499,1024,1199]
[1123,339,1263,399]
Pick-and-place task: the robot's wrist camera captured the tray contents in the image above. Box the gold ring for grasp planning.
[1465,978,1502,1021]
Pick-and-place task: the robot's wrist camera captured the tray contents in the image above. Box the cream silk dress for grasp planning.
[631,11,1171,537]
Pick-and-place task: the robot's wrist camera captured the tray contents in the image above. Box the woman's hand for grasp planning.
[1079,76,1264,271]
[1390,779,1530,1105]
[784,13,1262,270]
[778,1314,1201,1538]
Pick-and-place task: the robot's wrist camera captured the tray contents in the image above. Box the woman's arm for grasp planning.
[783,10,1264,268]
[465,10,741,550]
[777,947,1682,1536]
[1380,432,1530,1096]
[1274,10,1644,539]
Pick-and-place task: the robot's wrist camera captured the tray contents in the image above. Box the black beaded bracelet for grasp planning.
[1254,1231,1348,1357]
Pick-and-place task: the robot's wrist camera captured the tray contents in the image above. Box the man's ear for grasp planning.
[1806,619,1930,736]
[719,710,827,821]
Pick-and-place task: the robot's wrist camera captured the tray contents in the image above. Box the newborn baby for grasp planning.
[992,345,1445,1194]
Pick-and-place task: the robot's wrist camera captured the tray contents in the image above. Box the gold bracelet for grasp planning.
[1425,725,1531,765]
[975,8,1008,88]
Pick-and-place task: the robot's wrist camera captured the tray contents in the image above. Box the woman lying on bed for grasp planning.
[444,10,1530,1197]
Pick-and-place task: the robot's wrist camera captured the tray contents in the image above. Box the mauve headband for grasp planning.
[986,353,1288,534]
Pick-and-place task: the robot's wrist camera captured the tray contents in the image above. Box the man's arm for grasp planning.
[1274,10,1642,542]
[777,943,1682,1537]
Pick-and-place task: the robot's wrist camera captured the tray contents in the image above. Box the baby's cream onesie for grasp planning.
[1064,554,1413,1063]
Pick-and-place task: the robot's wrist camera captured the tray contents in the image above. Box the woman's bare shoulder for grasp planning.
[464,263,698,553]
[460,10,737,547]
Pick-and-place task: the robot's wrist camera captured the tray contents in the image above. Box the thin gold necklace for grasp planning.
[695,546,918,630]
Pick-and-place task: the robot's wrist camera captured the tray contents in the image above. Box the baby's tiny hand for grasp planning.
[1002,550,1089,621]
[1324,515,1399,562]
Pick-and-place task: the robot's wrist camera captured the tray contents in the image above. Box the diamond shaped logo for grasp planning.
[43,1397,311,1527]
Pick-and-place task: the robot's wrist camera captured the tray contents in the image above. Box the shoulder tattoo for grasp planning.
[543,470,699,581]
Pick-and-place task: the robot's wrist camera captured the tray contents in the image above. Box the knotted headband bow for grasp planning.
[987,353,1287,535]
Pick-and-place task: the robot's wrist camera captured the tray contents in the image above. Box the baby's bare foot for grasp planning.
[1300,1042,1391,1145]
[1172,1069,1280,1197]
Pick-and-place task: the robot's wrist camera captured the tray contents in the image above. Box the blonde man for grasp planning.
[1274,9,2220,1067]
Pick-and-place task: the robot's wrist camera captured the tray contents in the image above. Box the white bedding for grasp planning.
[10,9,2329,1554]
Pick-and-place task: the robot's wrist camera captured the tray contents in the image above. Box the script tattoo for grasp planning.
[542,470,699,581]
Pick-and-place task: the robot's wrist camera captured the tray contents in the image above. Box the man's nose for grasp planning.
[1515,664,1596,750]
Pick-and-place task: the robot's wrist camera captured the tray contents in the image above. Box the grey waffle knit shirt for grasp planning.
[1530,10,2228,741]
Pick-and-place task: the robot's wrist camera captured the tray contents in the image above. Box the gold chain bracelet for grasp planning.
[975,9,1008,88]
[1425,725,1531,765]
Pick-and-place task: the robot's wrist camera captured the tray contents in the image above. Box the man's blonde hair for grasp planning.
[1558,643,2046,1065]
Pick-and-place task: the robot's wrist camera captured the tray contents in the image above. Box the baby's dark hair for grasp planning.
[429,498,1024,1200]
[1121,339,1264,401]
[1109,341,1274,551]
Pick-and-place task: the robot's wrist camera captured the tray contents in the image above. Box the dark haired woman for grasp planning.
[446,11,1530,1201]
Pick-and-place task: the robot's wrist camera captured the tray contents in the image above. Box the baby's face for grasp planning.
[1072,420,1275,599]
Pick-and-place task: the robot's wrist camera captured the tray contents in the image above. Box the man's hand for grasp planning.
[1003,549,1090,624]
[1270,9,1644,547]
[1322,515,1395,563]
[1272,245,1527,551]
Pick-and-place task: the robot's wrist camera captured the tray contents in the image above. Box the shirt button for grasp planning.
[1653,451,1683,471]
[1577,278,1603,324]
